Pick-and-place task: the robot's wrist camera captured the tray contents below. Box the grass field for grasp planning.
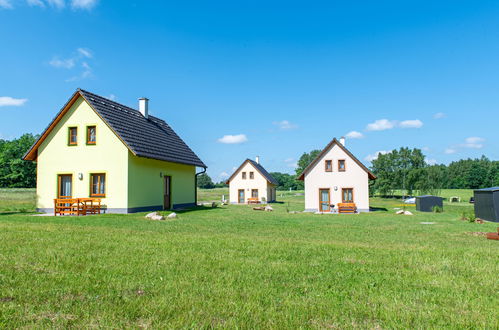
[0,189,498,328]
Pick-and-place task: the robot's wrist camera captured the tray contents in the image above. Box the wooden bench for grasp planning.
[247,197,260,204]
[54,198,102,216]
[80,198,101,215]
[338,203,357,214]
[54,198,81,216]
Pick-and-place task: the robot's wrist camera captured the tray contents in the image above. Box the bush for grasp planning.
[432,206,443,213]
[460,210,476,222]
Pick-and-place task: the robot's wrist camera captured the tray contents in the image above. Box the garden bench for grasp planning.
[338,203,357,214]
[54,198,102,216]
[247,197,260,204]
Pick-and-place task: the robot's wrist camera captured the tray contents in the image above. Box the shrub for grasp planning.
[432,206,443,213]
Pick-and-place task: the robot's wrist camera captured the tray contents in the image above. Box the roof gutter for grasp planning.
[195,166,207,206]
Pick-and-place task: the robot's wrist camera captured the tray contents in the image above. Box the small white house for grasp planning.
[297,137,376,213]
[226,157,278,204]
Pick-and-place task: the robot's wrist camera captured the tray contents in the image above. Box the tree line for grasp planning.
[370,148,499,196]
[1,135,497,192]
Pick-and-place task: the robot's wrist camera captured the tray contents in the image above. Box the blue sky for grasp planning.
[1,0,498,182]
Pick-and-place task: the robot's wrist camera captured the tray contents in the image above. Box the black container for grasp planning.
[474,187,499,222]
[416,195,443,212]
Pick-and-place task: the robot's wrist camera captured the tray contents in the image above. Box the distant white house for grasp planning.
[297,137,376,213]
[226,157,278,204]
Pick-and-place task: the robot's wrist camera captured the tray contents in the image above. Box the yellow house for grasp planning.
[23,89,206,213]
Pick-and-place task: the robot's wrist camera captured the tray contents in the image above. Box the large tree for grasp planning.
[295,149,321,177]
[0,133,38,188]
[196,173,215,189]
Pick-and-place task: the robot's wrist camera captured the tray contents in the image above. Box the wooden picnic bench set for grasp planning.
[54,198,102,216]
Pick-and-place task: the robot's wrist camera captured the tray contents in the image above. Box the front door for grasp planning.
[238,189,245,204]
[319,188,330,212]
[342,188,354,203]
[163,176,171,210]
[58,174,72,198]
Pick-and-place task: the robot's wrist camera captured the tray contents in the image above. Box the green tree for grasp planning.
[295,149,321,177]
[270,172,303,190]
[370,147,427,196]
[196,173,215,189]
[0,133,38,188]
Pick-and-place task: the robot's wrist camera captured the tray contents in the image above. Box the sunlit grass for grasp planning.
[0,188,497,327]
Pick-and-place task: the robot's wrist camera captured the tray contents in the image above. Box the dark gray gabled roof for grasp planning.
[79,90,206,167]
[247,159,278,185]
[226,158,278,185]
[23,89,206,168]
[475,187,499,192]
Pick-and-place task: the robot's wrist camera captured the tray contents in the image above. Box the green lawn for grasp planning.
[0,188,36,214]
[0,189,498,328]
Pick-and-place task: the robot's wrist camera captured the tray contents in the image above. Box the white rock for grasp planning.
[145,212,159,219]
[265,206,273,212]
[404,211,413,215]
[396,210,405,215]
[167,212,177,219]
[151,215,165,220]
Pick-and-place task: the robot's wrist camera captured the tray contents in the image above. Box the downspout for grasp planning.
[195,167,207,206]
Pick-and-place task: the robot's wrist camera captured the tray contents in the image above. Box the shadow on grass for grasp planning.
[0,210,37,216]
[173,205,227,214]
[369,207,388,212]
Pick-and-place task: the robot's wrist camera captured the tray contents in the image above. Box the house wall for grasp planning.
[36,97,129,212]
[127,155,196,211]
[229,162,270,203]
[304,144,370,212]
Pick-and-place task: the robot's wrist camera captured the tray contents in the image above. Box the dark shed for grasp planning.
[416,195,443,212]
[474,187,499,222]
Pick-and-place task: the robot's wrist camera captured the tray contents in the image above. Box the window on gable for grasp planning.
[325,160,332,172]
[250,172,254,179]
[242,172,247,179]
[68,127,77,145]
[90,173,106,197]
[87,126,96,145]
[338,159,346,172]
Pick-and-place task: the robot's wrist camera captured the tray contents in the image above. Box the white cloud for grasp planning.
[284,157,297,169]
[445,137,485,154]
[46,0,65,8]
[345,131,364,139]
[273,120,298,130]
[366,119,396,131]
[0,0,13,9]
[433,112,446,119]
[49,48,94,81]
[27,0,45,6]
[365,150,390,162]
[463,137,485,149]
[421,146,430,151]
[0,96,28,107]
[217,134,248,144]
[399,119,423,128]
[219,171,230,179]
[426,159,437,165]
[71,0,97,9]
[77,47,92,58]
[49,57,75,69]
[365,118,424,131]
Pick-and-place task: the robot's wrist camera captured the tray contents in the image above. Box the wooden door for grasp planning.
[319,188,330,212]
[58,174,72,198]
[163,176,171,210]
[238,189,245,204]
